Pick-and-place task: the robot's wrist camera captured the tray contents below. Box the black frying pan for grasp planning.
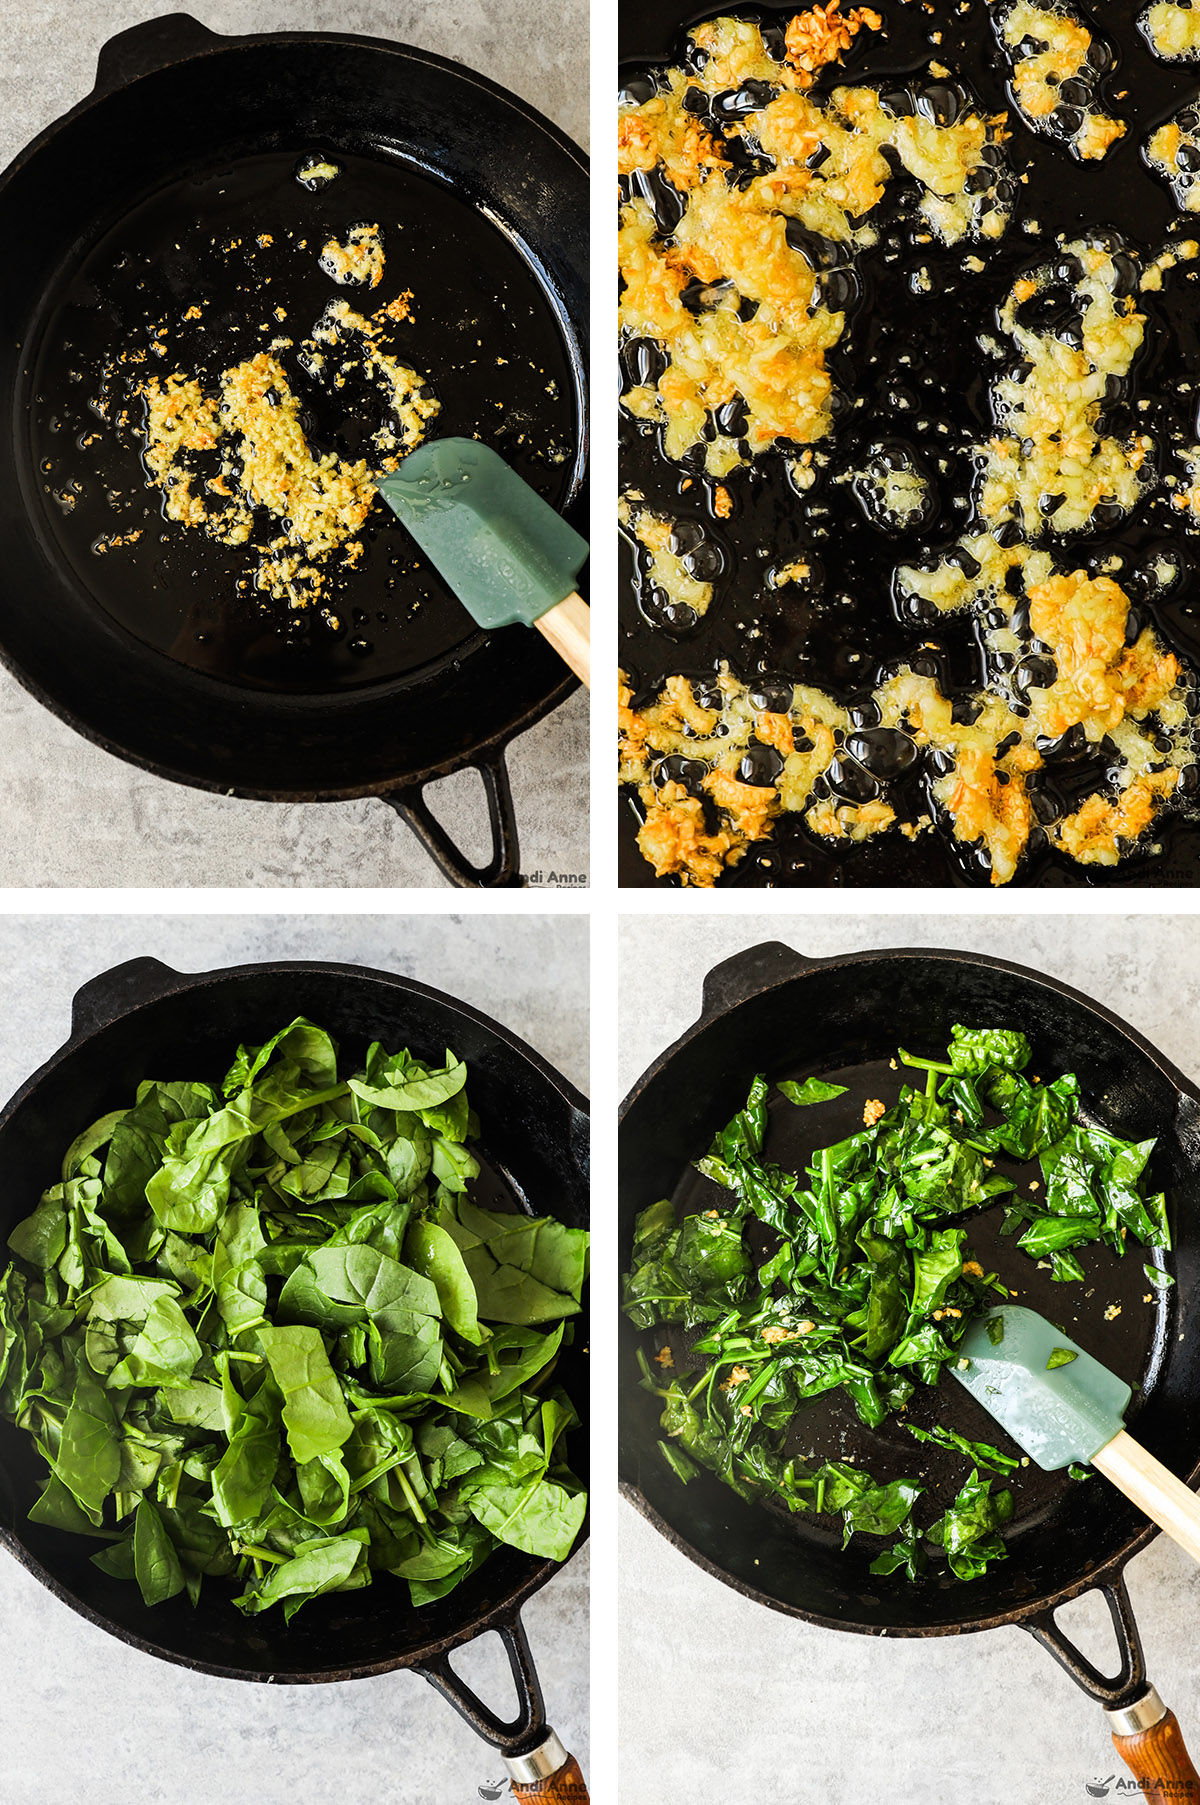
[619,941,1200,1787]
[0,14,589,888]
[0,957,589,1798]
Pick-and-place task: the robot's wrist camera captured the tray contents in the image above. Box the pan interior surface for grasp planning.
[619,953,1200,1633]
[0,965,589,1679]
[26,145,579,697]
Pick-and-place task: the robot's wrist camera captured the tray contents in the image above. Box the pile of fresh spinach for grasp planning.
[624,1025,1169,1583]
[0,1018,588,1619]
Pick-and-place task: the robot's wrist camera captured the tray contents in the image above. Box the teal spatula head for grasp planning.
[374,438,588,631]
[951,1305,1132,1470]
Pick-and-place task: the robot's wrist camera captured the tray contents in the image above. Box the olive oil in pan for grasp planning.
[619,0,1200,885]
[29,149,578,695]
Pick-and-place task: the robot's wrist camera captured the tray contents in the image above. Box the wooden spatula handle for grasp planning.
[1111,1696,1200,1800]
[535,592,590,687]
[510,1753,588,1801]
[1092,1429,1200,1563]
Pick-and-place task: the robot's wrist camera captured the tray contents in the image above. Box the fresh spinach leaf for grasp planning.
[257,1326,354,1468]
[133,1497,186,1605]
[779,1078,848,1106]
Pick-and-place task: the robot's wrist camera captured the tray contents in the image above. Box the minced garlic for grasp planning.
[977,242,1152,536]
[994,1,1125,161]
[620,501,715,620]
[319,222,385,289]
[1147,113,1200,212]
[1140,1,1200,60]
[139,295,438,610]
[619,16,1011,473]
[309,300,440,456]
[620,624,1188,886]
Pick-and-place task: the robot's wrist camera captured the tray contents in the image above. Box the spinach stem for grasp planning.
[234,1541,286,1565]
[898,1050,954,1075]
[394,1463,428,1525]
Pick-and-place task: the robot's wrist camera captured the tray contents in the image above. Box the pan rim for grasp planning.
[0,955,590,1682]
[618,941,1196,1634]
[0,27,590,196]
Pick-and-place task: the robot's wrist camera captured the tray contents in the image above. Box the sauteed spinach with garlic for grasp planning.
[625,1026,1169,1582]
[0,1019,588,1618]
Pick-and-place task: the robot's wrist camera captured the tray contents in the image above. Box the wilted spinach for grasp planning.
[0,1018,588,1620]
[624,1025,1169,1584]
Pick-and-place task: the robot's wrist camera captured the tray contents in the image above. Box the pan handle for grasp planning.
[70,957,184,1038]
[382,749,522,888]
[415,1611,587,1797]
[92,13,221,97]
[1024,1573,1200,1796]
[1108,1692,1200,1800]
[700,941,821,1022]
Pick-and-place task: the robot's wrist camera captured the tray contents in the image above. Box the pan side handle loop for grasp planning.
[92,14,221,97]
[382,749,521,888]
[416,1614,588,1795]
[1022,1572,1146,1707]
[417,1614,546,1752]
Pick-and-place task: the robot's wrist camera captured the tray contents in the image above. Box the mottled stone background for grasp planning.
[619,913,1200,1805]
[0,913,589,1804]
[0,0,588,887]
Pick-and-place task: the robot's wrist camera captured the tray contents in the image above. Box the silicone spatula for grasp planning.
[951,1304,1200,1562]
[375,438,590,686]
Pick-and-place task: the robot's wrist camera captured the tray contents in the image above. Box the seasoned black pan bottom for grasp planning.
[657,1056,1172,1577]
[26,147,578,696]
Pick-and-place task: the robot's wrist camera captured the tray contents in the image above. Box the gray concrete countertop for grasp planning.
[0,0,588,888]
[0,913,588,1804]
[619,914,1200,1805]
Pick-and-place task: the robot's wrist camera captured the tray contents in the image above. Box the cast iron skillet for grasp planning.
[619,942,1200,1787]
[0,14,589,888]
[0,957,589,1798]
